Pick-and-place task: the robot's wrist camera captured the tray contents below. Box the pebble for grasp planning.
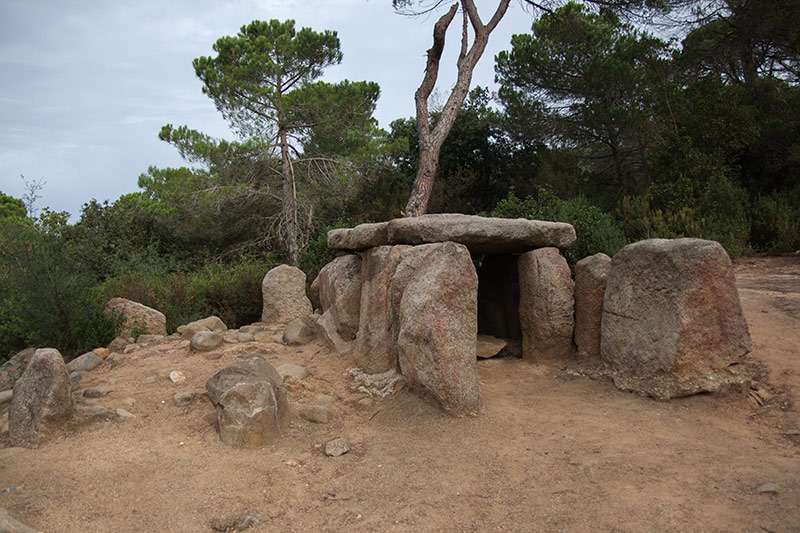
[316,394,336,405]
[140,376,156,384]
[299,404,332,424]
[169,371,186,384]
[756,483,782,494]
[324,437,351,457]
[173,391,196,406]
[93,347,110,359]
[237,332,255,343]
[83,387,113,398]
[234,514,261,530]
[210,513,261,532]
[136,334,164,346]
[277,363,309,381]
[202,350,223,361]
[122,343,140,354]
[115,408,136,420]
[75,405,109,419]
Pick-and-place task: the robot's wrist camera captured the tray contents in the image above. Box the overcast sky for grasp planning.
[0,0,535,220]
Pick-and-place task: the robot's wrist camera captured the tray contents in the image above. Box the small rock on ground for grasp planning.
[276,363,309,381]
[300,404,331,424]
[83,387,113,398]
[315,394,335,405]
[756,483,782,494]
[211,512,261,531]
[75,405,109,419]
[169,371,186,384]
[115,408,135,420]
[324,437,351,457]
[173,391,196,406]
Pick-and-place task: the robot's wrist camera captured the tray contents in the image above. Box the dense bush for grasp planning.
[298,220,353,286]
[489,188,628,264]
[615,176,752,257]
[101,253,276,333]
[0,220,118,363]
[751,184,800,253]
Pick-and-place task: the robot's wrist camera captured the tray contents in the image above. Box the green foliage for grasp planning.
[489,188,627,263]
[751,184,800,253]
[615,175,753,257]
[101,254,277,333]
[194,19,343,139]
[298,221,353,287]
[0,191,26,221]
[0,220,117,361]
[496,2,669,196]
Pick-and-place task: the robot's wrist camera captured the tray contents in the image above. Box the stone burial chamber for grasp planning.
[313,214,752,414]
[319,214,577,415]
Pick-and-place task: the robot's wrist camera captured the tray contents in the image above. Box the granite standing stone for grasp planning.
[601,238,752,399]
[518,247,575,361]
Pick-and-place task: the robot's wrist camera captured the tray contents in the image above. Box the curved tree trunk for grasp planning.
[404,0,510,217]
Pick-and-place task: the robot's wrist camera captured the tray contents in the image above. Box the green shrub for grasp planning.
[751,184,800,253]
[298,220,353,285]
[102,253,277,333]
[489,188,628,264]
[615,176,751,257]
[0,220,118,362]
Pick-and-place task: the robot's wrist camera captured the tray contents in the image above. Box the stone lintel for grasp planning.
[327,214,576,254]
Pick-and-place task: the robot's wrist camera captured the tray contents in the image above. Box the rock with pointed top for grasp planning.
[9,348,73,447]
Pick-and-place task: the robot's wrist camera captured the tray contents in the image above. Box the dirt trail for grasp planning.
[1,256,798,532]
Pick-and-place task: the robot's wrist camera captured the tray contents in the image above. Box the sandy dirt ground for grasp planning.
[1,255,798,532]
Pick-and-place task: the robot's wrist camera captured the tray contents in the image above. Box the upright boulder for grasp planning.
[353,245,411,373]
[206,354,288,449]
[104,297,167,337]
[314,254,363,341]
[393,242,482,415]
[261,265,312,325]
[9,348,73,447]
[518,247,575,361]
[601,239,752,399]
[573,253,611,358]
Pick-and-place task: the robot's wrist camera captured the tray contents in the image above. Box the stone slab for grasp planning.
[328,214,576,254]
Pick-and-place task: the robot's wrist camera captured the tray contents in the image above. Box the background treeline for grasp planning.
[2,1,798,362]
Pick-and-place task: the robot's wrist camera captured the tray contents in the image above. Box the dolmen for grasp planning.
[312,214,751,413]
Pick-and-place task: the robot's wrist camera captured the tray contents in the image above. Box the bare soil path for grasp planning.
[1,255,798,532]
